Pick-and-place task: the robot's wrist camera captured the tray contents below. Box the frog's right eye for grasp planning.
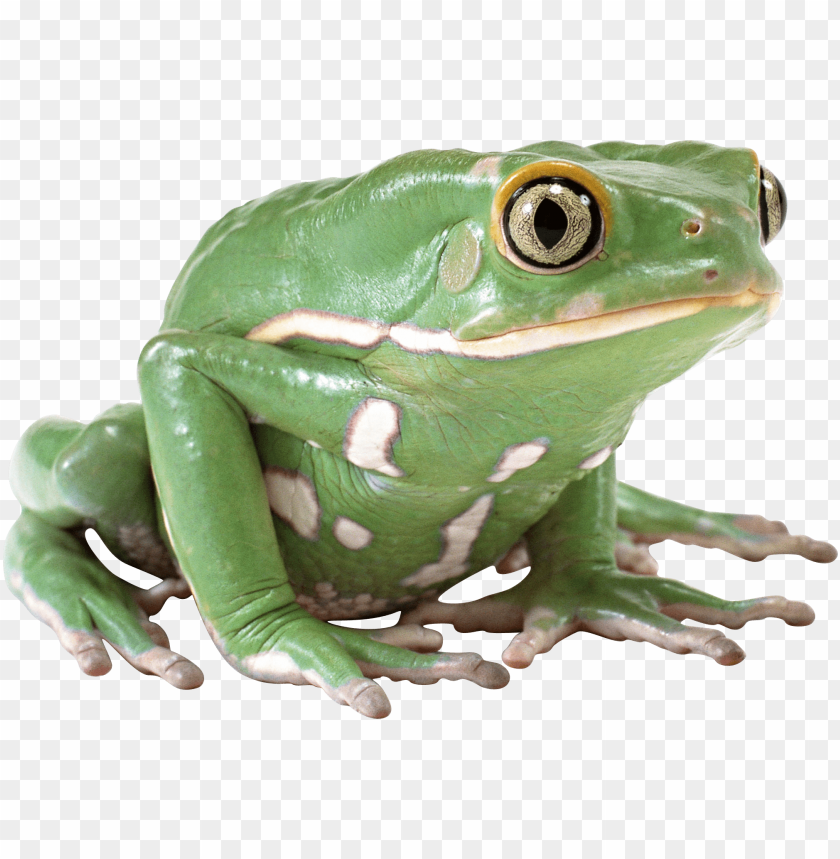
[758,165,787,244]
[490,161,610,275]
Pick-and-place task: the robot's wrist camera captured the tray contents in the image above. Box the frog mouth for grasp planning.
[247,288,780,360]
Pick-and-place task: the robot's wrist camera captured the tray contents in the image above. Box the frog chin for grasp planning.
[247,287,780,360]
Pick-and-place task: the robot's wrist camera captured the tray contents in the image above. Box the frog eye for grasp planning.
[490,161,610,274]
[759,165,787,244]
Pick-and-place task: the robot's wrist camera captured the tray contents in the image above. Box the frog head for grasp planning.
[432,141,785,363]
[245,142,786,383]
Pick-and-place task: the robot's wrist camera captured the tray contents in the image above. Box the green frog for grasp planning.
[6,142,835,718]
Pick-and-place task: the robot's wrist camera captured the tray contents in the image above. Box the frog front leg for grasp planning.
[402,454,815,668]
[138,331,507,717]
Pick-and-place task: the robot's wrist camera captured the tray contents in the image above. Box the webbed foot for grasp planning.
[401,562,815,669]
[5,511,203,688]
[207,609,509,719]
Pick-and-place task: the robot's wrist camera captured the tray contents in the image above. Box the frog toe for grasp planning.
[358,651,510,690]
[67,631,113,677]
[728,516,837,563]
[590,612,746,665]
[614,538,659,575]
[86,608,205,689]
[661,594,815,629]
[619,573,817,631]
[399,595,525,635]
[502,618,578,669]
[365,623,444,653]
[335,628,510,689]
[637,513,837,564]
[108,644,204,689]
[342,679,392,719]
[134,576,193,617]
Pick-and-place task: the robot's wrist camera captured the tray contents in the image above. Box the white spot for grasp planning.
[522,202,533,215]
[263,468,321,540]
[696,516,716,533]
[306,439,322,449]
[389,324,462,355]
[487,440,548,483]
[557,292,605,322]
[401,494,494,588]
[343,398,404,477]
[333,516,374,550]
[468,155,502,180]
[550,184,562,195]
[247,308,388,349]
[578,446,612,470]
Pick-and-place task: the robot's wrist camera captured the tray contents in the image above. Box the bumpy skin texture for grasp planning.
[6,141,836,717]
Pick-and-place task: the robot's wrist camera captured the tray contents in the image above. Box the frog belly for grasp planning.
[266,481,529,621]
[255,442,561,620]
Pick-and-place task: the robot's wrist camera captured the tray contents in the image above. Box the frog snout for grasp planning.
[678,209,781,296]
[681,204,761,241]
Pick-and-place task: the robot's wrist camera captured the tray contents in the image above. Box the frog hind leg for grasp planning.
[5,406,202,687]
[616,481,837,566]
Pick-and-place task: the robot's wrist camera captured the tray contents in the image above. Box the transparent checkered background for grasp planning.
[1,2,838,857]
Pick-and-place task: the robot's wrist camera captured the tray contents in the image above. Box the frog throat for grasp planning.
[246,287,780,360]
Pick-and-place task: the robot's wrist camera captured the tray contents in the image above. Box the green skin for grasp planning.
[6,141,836,718]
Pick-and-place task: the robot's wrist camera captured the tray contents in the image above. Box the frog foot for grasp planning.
[5,509,203,688]
[209,611,509,719]
[10,567,202,688]
[400,567,815,669]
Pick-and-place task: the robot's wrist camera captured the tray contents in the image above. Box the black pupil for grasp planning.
[534,198,568,249]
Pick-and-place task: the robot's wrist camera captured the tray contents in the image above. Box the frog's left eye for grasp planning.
[504,178,603,270]
[490,161,609,275]
[759,165,787,244]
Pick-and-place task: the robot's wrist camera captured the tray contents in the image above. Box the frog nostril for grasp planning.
[704,269,719,282]
[681,219,703,237]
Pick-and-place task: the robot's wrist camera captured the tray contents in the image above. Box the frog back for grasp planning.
[161,175,355,336]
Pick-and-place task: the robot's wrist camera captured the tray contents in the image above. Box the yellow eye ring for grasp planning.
[490,160,612,274]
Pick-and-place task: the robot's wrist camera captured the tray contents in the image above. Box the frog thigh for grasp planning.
[10,406,176,578]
